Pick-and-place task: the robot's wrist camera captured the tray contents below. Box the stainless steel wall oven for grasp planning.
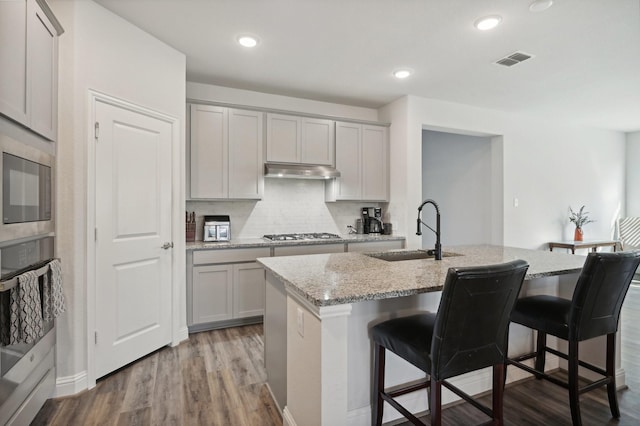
[0,131,56,423]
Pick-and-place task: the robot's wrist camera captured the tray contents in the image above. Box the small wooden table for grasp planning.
[548,240,619,254]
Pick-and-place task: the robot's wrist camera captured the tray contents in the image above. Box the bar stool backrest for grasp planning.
[570,251,640,341]
[431,259,529,381]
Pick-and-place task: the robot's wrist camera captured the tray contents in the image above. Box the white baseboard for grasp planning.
[54,370,88,397]
[265,382,283,414]
[283,406,297,426]
[171,326,189,347]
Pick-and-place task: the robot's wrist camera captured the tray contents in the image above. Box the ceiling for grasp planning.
[93,0,640,132]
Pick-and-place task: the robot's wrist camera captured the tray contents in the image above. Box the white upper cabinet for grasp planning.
[301,117,334,165]
[333,122,362,199]
[327,122,389,202]
[189,104,263,200]
[266,113,300,163]
[0,0,61,141]
[228,108,264,199]
[0,0,29,125]
[362,125,388,201]
[190,105,227,199]
[29,1,58,140]
[266,113,334,166]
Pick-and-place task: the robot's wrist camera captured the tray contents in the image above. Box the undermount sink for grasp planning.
[364,249,462,262]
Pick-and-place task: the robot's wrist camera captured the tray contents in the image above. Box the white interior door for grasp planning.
[94,99,173,379]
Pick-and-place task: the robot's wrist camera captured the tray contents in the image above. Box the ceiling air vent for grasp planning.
[495,51,534,67]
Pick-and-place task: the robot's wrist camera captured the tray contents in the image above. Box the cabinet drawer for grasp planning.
[273,243,345,257]
[193,247,270,265]
[347,240,404,253]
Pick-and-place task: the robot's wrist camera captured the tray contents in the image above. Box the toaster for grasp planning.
[203,215,231,242]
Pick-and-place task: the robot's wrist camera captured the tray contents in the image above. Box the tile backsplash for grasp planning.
[186,179,385,240]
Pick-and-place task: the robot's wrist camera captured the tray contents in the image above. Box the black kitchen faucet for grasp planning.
[416,199,442,260]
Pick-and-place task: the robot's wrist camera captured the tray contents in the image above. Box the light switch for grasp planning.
[514,197,519,208]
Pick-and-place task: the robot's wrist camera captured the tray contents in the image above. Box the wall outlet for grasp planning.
[297,307,304,337]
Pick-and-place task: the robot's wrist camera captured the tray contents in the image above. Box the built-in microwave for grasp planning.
[0,133,54,244]
[3,152,51,223]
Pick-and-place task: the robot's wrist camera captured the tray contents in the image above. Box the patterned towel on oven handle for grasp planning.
[43,258,66,321]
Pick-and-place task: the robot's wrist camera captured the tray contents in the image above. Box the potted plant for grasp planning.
[569,205,595,241]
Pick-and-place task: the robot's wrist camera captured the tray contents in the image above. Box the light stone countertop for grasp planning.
[185,234,406,251]
[257,244,588,307]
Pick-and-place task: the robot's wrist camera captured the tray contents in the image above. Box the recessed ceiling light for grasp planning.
[393,69,413,79]
[474,15,502,30]
[238,35,259,48]
[529,0,554,12]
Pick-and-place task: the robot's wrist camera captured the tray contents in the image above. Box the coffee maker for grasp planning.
[361,207,383,234]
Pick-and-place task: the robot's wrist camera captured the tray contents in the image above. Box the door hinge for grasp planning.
[94,122,99,141]
[95,228,97,241]
[94,331,98,345]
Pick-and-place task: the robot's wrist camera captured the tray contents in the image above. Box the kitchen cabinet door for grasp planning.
[28,0,58,141]
[192,264,233,324]
[0,0,60,141]
[328,122,389,202]
[362,125,389,201]
[228,108,264,199]
[233,262,266,318]
[190,104,228,199]
[267,113,335,166]
[190,105,263,200]
[332,122,362,200]
[266,113,300,163]
[0,0,29,126]
[301,118,334,166]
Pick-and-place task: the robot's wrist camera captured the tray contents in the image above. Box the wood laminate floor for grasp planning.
[31,325,281,426]
[33,285,640,426]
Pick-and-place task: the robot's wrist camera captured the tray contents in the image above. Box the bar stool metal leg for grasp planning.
[568,340,581,426]
[606,333,620,419]
[429,376,441,426]
[534,331,546,379]
[373,344,385,426]
[492,364,505,425]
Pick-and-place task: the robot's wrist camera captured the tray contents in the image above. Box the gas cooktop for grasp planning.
[262,233,342,241]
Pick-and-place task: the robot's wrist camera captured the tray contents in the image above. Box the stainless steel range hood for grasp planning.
[264,163,341,179]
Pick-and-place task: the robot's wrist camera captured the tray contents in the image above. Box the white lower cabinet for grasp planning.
[192,264,234,324]
[189,247,269,331]
[233,262,266,318]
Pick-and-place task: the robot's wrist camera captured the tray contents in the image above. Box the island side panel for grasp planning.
[285,294,351,426]
[265,271,288,412]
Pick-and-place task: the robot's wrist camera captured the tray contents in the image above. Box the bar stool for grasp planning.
[371,259,529,425]
[508,251,640,426]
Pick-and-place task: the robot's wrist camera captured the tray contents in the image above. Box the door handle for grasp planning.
[161,242,174,250]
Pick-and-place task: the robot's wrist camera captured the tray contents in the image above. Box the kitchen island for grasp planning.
[257,245,595,426]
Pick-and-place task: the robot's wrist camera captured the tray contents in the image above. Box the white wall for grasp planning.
[380,95,626,250]
[627,131,640,216]
[422,130,493,247]
[187,82,379,122]
[49,0,186,395]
